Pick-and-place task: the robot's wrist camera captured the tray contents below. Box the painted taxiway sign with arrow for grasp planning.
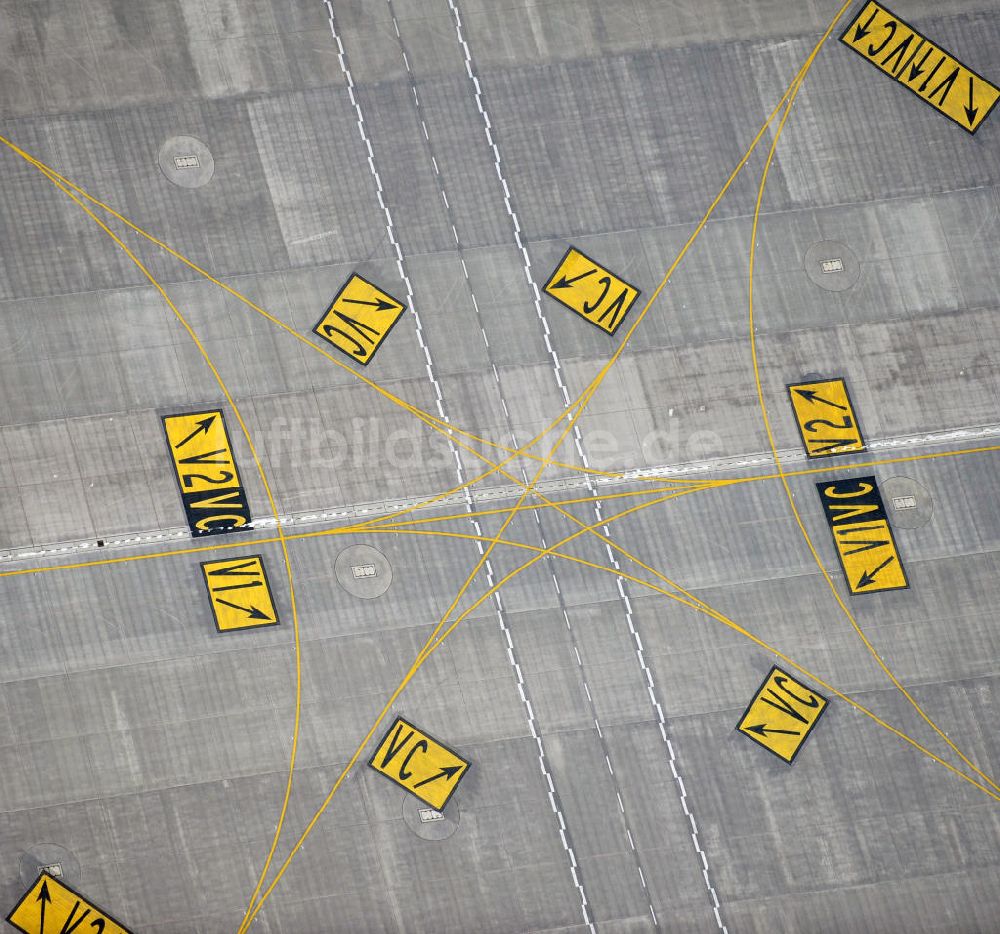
[543,246,641,335]
[162,410,252,537]
[201,554,280,633]
[840,1,999,134]
[369,716,470,810]
[737,666,829,764]
[817,475,909,595]
[313,273,406,365]
[7,872,134,934]
[787,377,865,458]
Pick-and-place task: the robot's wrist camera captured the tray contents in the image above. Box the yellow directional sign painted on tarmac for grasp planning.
[818,476,909,595]
[737,666,828,764]
[840,1,1000,134]
[313,273,406,365]
[163,409,245,493]
[201,555,280,632]
[787,378,865,458]
[7,872,134,934]
[543,246,641,336]
[369,716,470,810]
[162,410,252,537]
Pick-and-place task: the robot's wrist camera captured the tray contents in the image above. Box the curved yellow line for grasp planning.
[238,15,877,925]
[3,443,998,583]
[27,162,311,920]
[0,131,650,488]
[743,34,1000,794]
[241,454,1000,926]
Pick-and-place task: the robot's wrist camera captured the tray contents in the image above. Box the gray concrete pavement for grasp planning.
[3,1,1000,932]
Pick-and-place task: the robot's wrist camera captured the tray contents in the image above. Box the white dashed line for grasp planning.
[7,416,982,567]
[378,2,595,928]
[446,2,727,928]
[445,2,669,927]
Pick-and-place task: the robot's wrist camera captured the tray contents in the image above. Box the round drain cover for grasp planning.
[335,544,393,598]
[803,240,861,292]
[157,135,214,189]
[18,844,81,888]
[402,795,460,841]
[881,476,933,529]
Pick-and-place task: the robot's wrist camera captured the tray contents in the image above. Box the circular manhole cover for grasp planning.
[803,240,861,292]
[334,544,393,598]
[18,844,81,888]
[157,135,214,189]
[401,795,460,841]
[881,476,933,529]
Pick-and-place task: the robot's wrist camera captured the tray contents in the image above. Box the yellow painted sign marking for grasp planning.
[840,1,1000,134]
[201,555,280,632]
[817,476,909,595]
[787,378,865,458]
[737,666,828,764]
[543,246,641,335]
[368,716,470,810]
[162,410,252,537]
[312,273,406,365]
[7,872,133,934]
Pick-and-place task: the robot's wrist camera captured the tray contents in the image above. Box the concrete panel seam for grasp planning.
[324,3,597,931]
[445,1,727,929]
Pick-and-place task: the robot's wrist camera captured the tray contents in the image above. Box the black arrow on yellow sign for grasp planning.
[36,880,50,933]
[413,764,463,788]
[792,387,848,411]
[343,296,399,312]
[743,724,801,737]
[215,597,272,620]
[965,76,979,126]
[549,268,595,290]
[852,7,878,42]
[856,555,896,589]
[173,415,217,449]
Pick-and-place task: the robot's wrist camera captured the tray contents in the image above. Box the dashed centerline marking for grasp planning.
[446,2,725,928]
[386,2,599,929]
[5,428,1000,570]
[10,5,1000,928]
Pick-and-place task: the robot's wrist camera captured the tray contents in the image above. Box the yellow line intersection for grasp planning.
[745,45,1000,795]
[1,0,998,929]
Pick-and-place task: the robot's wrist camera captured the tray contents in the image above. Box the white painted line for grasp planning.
[326,16,592,928]
[443,3,731,929]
